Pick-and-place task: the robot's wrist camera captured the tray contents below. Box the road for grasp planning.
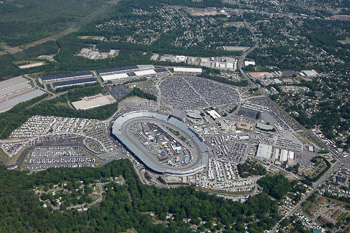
[271,159,342,232]
[237,20,259,88]
[238,16,347,232]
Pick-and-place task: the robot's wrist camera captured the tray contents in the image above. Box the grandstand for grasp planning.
[112,111,208,175]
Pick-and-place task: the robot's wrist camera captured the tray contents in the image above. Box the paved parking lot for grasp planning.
[24,146,98,170]
[160,76,240,110]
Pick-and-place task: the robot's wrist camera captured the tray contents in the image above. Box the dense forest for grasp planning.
[257,174,292,200]
[0,159,280,232]
[237,160,267,178]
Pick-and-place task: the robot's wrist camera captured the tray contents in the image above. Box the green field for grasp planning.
[0,0,110,47]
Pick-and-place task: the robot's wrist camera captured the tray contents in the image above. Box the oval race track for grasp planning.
[111,111,208,175]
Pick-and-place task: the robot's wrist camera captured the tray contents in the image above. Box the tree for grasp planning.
[257,175,291,200]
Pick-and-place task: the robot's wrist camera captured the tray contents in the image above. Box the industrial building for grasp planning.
[52,77,97,89]
[256,144,273,160]
[40,71,92,84]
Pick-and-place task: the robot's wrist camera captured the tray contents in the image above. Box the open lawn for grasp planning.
[0,0,112,47]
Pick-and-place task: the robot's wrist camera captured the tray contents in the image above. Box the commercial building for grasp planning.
[256,122,274,131]
[273,148,280,160]
[186,110,202,120]
[288,151,295,160]
[280,149,288,162]
[244,61,256,66]
[236,122,251,130]
[207,110,221,120]
[40,71,92,84]
[256,144,273,160]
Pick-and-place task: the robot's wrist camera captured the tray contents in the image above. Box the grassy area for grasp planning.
[28,74,41,79]
[123,228,138,233]
[35,78,44,88]
[306,157,329,180]
[0,144,29,165]
[0,0,111,46]
[13,60,41,65]
[164,126,192,147]
[325,208,334,215]
[338,212,348,221]
[301,201,314,216]
[297,131,324,149]
[197,186,253,196]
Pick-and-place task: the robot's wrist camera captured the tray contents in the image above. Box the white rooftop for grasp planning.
[256,144,273,160]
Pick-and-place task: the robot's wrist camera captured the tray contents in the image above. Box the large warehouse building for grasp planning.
[39,71,93,84]
[112,111,208,175]
[0,76,45,112]
[52,77,97,89]
[99,65,168,82]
